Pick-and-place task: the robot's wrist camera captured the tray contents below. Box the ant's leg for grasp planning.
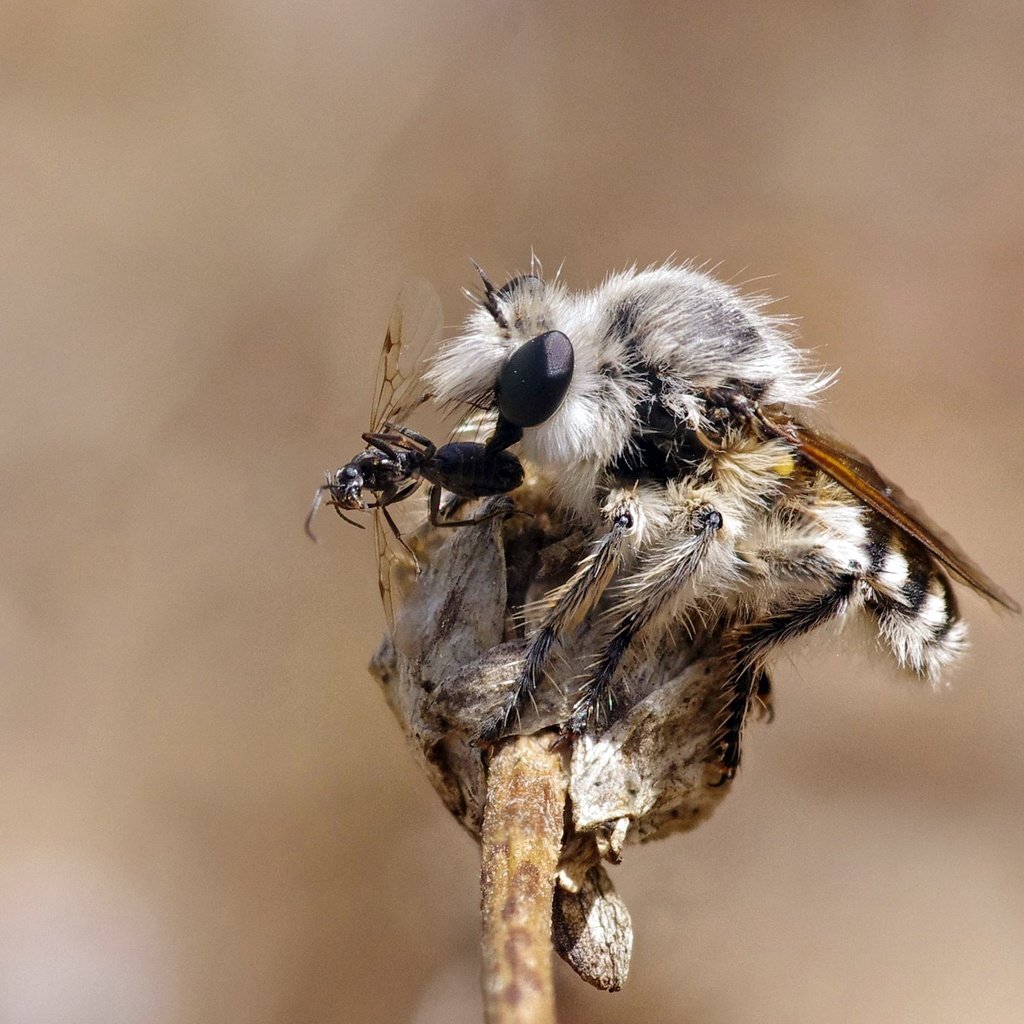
[328,505,366,529]
[378,502,419,569]
[361,433,407,461]
[426,485,514,529]
[475,493,642,744]
[366,480,419,511]
[374,480,423,567]
[564,505,723,737]
[379,424,436,458]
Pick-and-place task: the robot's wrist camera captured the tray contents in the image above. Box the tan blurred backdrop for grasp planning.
[2,2,1023,1022]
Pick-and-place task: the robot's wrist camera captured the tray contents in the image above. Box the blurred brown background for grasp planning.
[3,2,1023,1021]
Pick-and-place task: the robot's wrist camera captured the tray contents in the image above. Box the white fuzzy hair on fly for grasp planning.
[424,259,1017,777]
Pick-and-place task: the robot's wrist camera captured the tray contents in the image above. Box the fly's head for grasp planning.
[425,264,577,446]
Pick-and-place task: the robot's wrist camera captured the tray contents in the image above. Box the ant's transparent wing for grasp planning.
[372,278,493,442]
[370,278,445,432]
[373,508,398,632]
[367,279,500,628]
[372,486,429,633]
[365,280,443,628]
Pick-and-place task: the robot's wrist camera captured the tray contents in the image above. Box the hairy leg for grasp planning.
[564,504,724,736]
[475,492,642,743]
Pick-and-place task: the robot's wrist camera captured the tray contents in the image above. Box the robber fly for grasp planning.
[307,276,575,623]
[426,260,1018,772]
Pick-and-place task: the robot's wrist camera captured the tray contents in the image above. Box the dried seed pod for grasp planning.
[368,475,739,989]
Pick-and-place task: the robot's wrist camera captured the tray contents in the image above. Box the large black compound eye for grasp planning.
[496,330,574,428]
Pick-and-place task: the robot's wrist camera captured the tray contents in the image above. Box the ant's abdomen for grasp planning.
[431,442,524,499]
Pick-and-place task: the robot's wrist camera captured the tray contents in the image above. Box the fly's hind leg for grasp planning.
[713,574,859,781]
[474,492,642,744]
[564,504,724,737]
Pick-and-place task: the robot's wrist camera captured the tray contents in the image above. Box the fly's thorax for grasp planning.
[701,433,800,507]
[594,266,828,411]
[515,265,828,481]
[431,261,834,517]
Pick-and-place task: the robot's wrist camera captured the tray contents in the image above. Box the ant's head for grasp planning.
[329,463,365,508]
[305,463,367,542]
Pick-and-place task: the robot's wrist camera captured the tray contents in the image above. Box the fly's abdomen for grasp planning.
[431,442,525,499]
[864,517,967,679]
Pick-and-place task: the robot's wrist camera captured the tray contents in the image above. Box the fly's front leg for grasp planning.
[474,492,642,744]
[564,504,724,737]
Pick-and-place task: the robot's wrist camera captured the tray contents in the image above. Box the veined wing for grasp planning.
[756,409,1020,612]
[367,280,499,627]
[364,281,440,628]
[371,278,444,432]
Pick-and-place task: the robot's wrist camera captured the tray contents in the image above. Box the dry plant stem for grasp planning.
[480,734,567,1024]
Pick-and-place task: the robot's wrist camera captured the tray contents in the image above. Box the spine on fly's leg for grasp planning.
[564,608,647,736]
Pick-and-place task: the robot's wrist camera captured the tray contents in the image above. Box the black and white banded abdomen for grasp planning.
[863,516,967,680]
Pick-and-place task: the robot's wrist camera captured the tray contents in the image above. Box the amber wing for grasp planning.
[756,409,1020,612]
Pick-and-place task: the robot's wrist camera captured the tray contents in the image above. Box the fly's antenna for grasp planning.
[469,257,509,330]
